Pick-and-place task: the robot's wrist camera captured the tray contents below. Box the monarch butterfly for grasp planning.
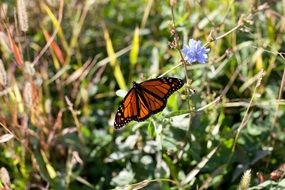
[114,77,184,129]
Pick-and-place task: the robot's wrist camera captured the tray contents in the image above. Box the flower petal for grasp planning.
[182,39,209,64]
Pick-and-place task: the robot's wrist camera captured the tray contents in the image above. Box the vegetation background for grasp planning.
[0,0,285,189]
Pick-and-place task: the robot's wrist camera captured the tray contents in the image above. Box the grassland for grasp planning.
[0,0,285,189]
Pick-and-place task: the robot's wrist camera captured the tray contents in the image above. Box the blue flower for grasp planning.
[182,39,209,64]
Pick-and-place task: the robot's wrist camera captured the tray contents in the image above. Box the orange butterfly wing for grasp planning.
[114,77,184,129]
[114,89,139,128]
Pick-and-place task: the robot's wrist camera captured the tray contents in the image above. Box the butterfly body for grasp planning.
[114,77,184,129]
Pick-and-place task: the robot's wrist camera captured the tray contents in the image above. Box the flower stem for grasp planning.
[170,4,193,140]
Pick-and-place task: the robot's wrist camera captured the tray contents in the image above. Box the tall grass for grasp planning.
[0,0,285,189]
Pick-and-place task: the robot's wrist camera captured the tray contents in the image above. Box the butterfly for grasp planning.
[114,77,184,129]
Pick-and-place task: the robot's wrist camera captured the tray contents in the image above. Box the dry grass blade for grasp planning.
[0,121,21,144]
[1,0,284,189]
[65,96,83,142]
[32,0,64,65]
[131,179,150,190]
[69,0,93,54]
[64,58,92,85]
[43,29,65,65]
[232,69,265,152]
[141,0,153,28]
[113,180,151,190]
[0,134,14,143]
[74,176,95,189]
[181,146,219,186]
[197,96,222,112]
[6,30,23,67]
[47,110,63,145]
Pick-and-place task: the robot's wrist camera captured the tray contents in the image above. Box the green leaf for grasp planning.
[111,169,134,186]
[147,121,155,137]
[163,153,178,182]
